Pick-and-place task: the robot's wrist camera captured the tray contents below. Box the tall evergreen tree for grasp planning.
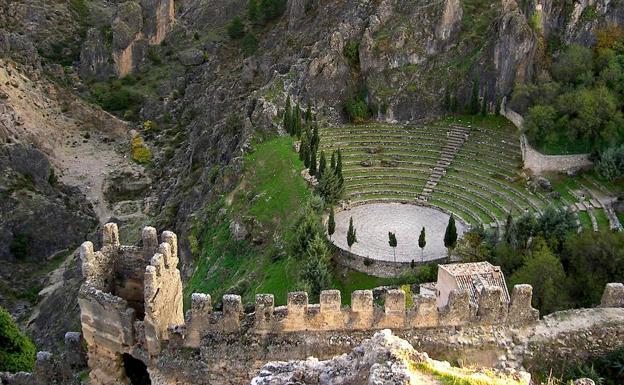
[494,95,501,115]
[388,232,398,262]
[347,217,357,251]
[330,150,336,171]
[305,103,312,122]
[317,168,343,204]
[293,103,302,137]
[470,80,480,115]
[247,0,259,23]
[336,149,343,181]
[311,123,320,152]
[450,94,457,113]
[299,134,309,163]
[299,234,332,301]
[318,151,327,178]
[283,96,292,134]
[418,227,426,261]
[309,148,317,176]
[327,206,336,240]
[443,88,451,111]
[444,214,458,256]
[480,95,487,115]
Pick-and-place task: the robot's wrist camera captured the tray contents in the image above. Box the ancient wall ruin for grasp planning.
[501,105,593,174]
[71,224,624,385]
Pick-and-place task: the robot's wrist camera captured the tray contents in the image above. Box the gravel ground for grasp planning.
[331,203,466,263]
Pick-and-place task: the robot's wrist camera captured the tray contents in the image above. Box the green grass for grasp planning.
[578,211,592,229]
[594,209,610,231]
[185,137,309,308]
[432,115,517,131]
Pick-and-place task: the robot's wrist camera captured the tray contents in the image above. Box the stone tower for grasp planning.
[78,223,183,384]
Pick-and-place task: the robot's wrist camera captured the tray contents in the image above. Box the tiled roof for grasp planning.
[440,262,510,306]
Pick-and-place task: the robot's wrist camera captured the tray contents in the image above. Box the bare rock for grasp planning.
[178,48,205,66]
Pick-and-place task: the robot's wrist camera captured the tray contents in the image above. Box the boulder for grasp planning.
[178,48,205,66]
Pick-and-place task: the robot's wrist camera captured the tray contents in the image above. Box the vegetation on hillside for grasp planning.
[0,306,36,373]
[511,28,624,163]
[455,206,624,314]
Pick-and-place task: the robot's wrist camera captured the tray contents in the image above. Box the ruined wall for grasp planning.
[76,223,624,385]
[78,223,183,385]
[501,105,593,174]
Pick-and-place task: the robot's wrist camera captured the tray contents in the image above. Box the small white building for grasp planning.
[435,261,510,309]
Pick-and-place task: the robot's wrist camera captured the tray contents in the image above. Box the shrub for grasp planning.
[0,306,36,372]
[363,257,375,266]
[259,0,287,23]
[345,96,370,123]
[242,33,259,56]
[227,17,245,39]
[596,144,624,181]
[343,41,360,70]
[131,136,153,164]
[9,233,28,260]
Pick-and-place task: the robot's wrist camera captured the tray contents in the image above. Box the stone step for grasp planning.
[423,187,433,193]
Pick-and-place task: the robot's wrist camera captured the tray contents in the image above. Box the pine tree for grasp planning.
[444,214,458,256]
[418,226,426,261]
[470,80,480,115]
[309,148,317,176]
[347,217,357,251]
[327,206,336,240]
[318,151,327,178]
[248,0,259,23]
[388,232,398,262]
[283,96,292,134]
[317,168,343,204]
[306,103,312,122]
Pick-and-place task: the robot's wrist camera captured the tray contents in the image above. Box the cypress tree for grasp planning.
[318,151,327,178]
[336,149,344,187]
[444,215,458,255]
[311,123,320,152]
[470,80,480,115]
[327,206,336,240]
[283,96,292,134]
[443,88,451,111]
[450,94,457,113]
[299,134,308,163]
[418,226,426,261]
[306,103,312,122]
[294,103,302,137]
[309,149,317,176]
[480,95,487,116]
[494,95,501,115]
[317,168,343,204]
[330,150,336,171]
[388,232,398,262]
[347,217,357,251]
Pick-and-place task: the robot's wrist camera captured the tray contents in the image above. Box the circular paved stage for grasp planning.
[331,203,466,263]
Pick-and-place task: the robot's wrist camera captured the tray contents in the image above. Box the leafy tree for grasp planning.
[551,44,593,84]
[596,144,624,181]
[455,226,489,263]
[524,105,558,146]
[345,96,369,122]
[327,206,336,240]
[444,214,458,255]
[514,212,538,250]
[536,206,577,251]
[563,231,624,307]
[347,217,357,251]
[283,96,292,134]
[318,151,327,178]
[227,16,245,39]
[388,232,398,261]
[418,227,426,261]
[0,306,35,372]
[509,238,568,314]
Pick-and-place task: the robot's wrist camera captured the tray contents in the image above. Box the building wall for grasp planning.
[436,267,458,308]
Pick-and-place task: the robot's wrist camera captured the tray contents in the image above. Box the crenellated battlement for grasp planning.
[182,285,539,347]
[76,224,624,385]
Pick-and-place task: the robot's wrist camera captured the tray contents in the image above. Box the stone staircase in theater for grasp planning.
[418,125,470,202]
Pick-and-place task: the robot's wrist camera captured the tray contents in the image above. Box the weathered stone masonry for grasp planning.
[75,224,624,385]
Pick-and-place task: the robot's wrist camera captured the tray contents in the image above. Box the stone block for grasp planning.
[287,292,309,315]
[142,226,158,258]
[507,284,539,325]
[600,283,624,308]
[102,223,120,247]
[410,294,438,327]
[385,290,406,314]
[440,289,470,326]
[191,293,212,316]
[320,290,341,314]
[255,294,274,328]
[351,290,373,313]
[223,294,244,332]
[476,286,508,324]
